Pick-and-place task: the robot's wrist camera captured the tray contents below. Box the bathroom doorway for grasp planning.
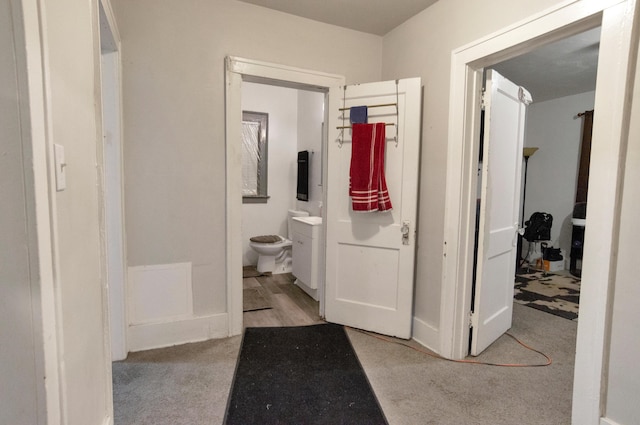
[240,83,325,269]
[224,57,345,334]
[239,81,326,327]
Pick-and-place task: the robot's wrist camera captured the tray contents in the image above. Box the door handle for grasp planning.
[401,221,410,245]
[513,222,522,247]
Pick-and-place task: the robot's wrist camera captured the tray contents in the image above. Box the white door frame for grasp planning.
[441,0,637,423]
[10,0,62,422]
[224,57,345,335]
[99,0,127,362]
[96,0,122,421]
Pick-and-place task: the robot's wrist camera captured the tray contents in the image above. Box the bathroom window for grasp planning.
[242,111,269,203]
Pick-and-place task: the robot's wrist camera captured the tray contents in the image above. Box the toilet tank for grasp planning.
[287,209,309,239]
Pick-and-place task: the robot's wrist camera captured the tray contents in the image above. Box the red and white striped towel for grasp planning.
[349,123,392,212]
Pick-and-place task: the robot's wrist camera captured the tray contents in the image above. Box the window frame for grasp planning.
[241,110,269,203]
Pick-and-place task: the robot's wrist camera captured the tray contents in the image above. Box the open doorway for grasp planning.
[470,26,599,351]
[493,29,598,326]
[224,57,345,335]
[444,2,635,418]
[495,26,599,277]
[239,81,326,328]
[226,59,421,338]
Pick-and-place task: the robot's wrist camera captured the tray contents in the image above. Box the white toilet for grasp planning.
[250,209,309,274]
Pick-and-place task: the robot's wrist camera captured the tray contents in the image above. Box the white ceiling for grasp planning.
[493,27,601,102]
[237,0,438,36]
[236,1,600,102]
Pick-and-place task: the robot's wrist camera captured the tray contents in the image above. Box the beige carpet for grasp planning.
[113,303,577,425]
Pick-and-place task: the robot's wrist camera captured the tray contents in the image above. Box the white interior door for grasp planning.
[325,78,421,339]
[471,70,531,355]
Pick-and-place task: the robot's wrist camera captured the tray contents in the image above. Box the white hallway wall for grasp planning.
[241,83,299,266]
[523,91,596,258]
[296,90,325,217]
[111,0,382,318]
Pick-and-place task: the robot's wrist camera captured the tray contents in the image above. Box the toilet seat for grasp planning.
[250,235,283,244]
[249,237,292,250]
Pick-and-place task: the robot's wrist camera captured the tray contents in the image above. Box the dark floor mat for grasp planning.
[224,323,388,425]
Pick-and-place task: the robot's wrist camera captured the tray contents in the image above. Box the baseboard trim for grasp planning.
[412,316,440,354]
[600,418,623,425]
[128,313,228,352]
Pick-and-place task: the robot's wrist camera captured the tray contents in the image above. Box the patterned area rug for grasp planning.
[514,269,581,321]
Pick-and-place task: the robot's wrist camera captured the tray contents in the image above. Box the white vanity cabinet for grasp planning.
[291,216,322,300]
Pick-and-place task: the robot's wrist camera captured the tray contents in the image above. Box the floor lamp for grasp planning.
[518,147,539,268]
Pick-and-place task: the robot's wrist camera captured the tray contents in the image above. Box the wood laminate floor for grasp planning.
[242,270,324,328]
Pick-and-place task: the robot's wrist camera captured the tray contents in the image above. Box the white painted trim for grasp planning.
[450,0,623,58]
[102,416,114,425]
[441,1,637,424]
[33,1,69,421]
[101,48,127,361]
[600,418,623,425]
[94,0,120,421]
[227,57,344,88]
[14,0,63,423]
[573,3,638,424]
[224,57,344,336]
[225,63,244,337]
[127,313,229,352]
[411,317,439,353]
[99,0,120,51]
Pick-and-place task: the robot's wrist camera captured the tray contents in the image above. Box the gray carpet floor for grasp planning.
[113,303,576,424]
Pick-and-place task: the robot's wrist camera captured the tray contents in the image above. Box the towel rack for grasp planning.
[338,102,397,111]
[336,123,395,130]
[337,80,400,148]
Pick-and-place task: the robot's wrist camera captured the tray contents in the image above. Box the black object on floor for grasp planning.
[224,323,388,425]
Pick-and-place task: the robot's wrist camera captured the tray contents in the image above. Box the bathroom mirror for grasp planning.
[241,111,268,202]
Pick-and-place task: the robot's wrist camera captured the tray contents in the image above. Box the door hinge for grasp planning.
[469,311,476,328]
[481,88,486,110]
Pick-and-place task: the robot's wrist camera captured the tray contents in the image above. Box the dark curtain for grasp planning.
[575,110,594,203]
